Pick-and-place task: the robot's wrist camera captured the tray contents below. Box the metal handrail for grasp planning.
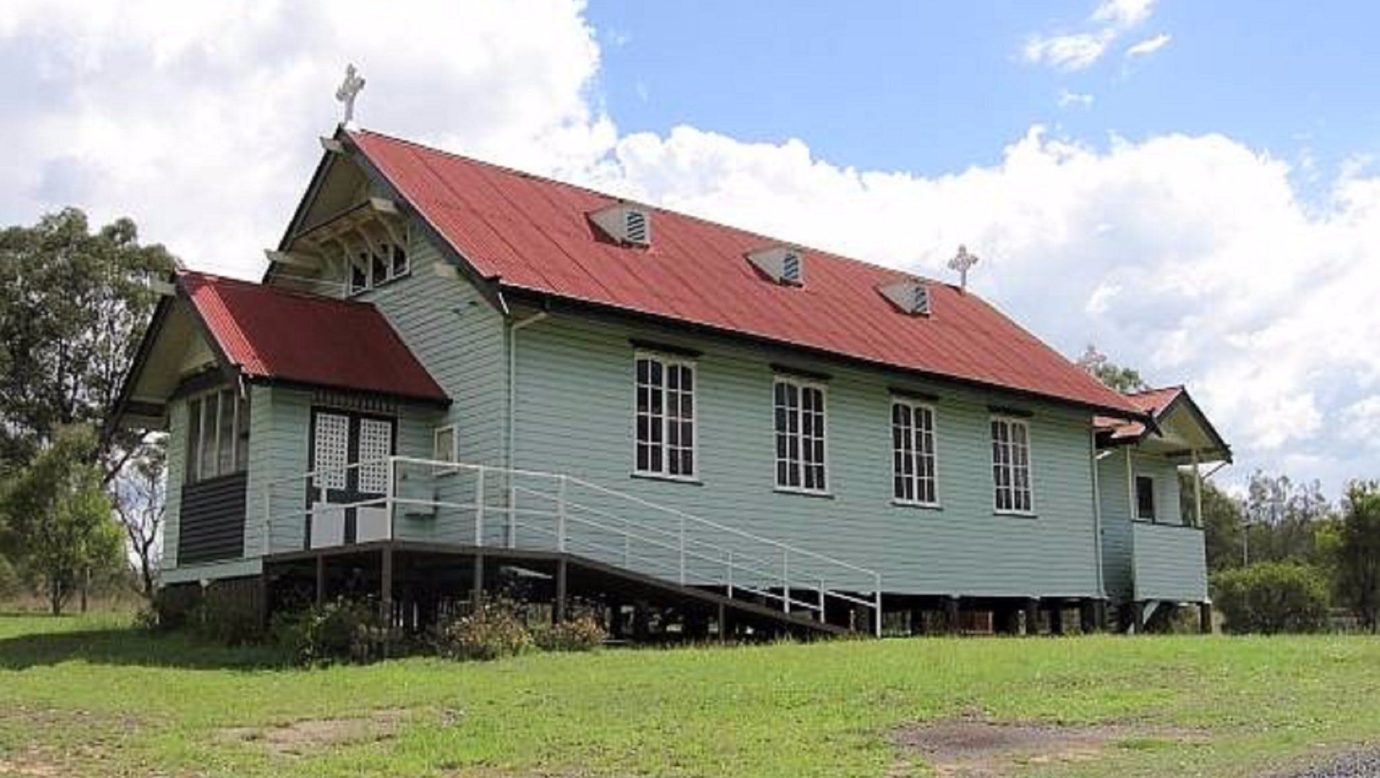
[261,455,883,635]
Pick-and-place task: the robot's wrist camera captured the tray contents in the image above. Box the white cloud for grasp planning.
[1022,0,1158,71]
[1125,33,1172,58]
[1058,89,1096,108]
[1024,31,1113,71]
[1091,0,1156,28]
[1,1,1377,493]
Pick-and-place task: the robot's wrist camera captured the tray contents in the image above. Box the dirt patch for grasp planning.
[893,716,1197,777]
[0,746,66,777]
[219,707,412,757]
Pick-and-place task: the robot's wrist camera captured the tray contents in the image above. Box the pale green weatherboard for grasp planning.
[510,310,1105,598]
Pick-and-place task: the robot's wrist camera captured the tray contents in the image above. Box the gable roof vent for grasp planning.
[747,246,805,286]
[590,202,652,247]
[879,278,932,316]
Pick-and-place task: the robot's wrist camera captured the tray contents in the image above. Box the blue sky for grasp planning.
[1,1,1378,496]
[591,1,1379,189]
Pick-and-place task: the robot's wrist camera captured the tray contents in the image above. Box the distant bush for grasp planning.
[433,597,534,661]
[534,611,608,652]
[1212,562,1330,634]
[270,598,385,666]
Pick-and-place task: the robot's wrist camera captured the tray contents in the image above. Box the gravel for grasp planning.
[1285,750,1380,778]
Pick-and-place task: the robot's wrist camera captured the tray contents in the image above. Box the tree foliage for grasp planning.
[1332,481,1380,632]
[0,208,177,477]
[1,425,124,614]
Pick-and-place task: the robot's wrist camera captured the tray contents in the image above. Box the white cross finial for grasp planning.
[335,64,366,127]
[947,244,979,291]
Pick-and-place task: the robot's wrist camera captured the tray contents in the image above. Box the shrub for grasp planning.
[271,598,384,666]
[534,612,608,652]
[1212,562,1330,634]
[433,597,534,661]
[148,584,202,631]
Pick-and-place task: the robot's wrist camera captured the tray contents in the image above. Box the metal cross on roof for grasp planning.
[948,244,979,290]
[335,64,366,127]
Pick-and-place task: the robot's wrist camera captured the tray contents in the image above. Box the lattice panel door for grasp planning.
[312,412,350,490]
[357,417,393,494]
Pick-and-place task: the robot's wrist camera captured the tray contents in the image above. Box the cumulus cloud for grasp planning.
[1023,0,1159,71]
[0,0,614,278]
[1,0,1377,491]
[1125,33,1172,58]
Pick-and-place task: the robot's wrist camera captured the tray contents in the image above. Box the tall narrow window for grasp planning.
[634,354,695,478]
[186,396,203,482]
[1135,475,1156,521]
[775,378,827,492]
[991,417,1032,514]
[185,388,250,483]
[892,400,937,505]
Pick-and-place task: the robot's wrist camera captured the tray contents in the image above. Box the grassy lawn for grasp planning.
[0,614,1375,777]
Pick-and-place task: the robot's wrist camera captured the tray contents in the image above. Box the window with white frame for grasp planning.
[990,417,1032,513]
[185,388,249,483]
[892,399,937,505]
[433,425,457,463]
[634,354,696,478]
[774,378,827,492]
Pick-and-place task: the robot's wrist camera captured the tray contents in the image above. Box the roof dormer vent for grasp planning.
[590,202,652,247]
[879,278,932,316]
[747,246,805,286]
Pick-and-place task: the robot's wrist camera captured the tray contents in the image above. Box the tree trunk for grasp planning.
[80,567,89,613]
[49,575,62,616]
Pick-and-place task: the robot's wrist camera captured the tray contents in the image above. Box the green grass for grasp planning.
[0,614,1374,777]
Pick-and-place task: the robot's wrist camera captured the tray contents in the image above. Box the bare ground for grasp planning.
[218,707,416,757]
[892,714,1202,777]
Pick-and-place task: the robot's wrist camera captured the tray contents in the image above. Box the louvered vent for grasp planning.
[747,246,805,286]
[625,209,648,244]
[782,252,801,283]
[590,203,652,247]
[879,278,932,316]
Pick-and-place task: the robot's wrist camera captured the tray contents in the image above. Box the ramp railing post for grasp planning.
[385,456,396,541]
[475,465,486,547]
[873,573,884,638]
[783,549,791,615]
[679,515,687,585]
[726,551,734,600]
[557,475,567,553]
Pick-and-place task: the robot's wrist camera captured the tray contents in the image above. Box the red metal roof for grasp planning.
[1095,386,1184,440]
[179,271,447,404]
[347,129,1142,417]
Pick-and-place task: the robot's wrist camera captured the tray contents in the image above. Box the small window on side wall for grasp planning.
[433,425,457,463]
[1136,475,1156,521]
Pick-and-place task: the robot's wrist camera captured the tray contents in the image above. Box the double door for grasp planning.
[307,409,395,548]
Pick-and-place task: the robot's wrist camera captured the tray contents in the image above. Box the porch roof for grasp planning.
[1095,386,1231,463]
[179,271,447,404]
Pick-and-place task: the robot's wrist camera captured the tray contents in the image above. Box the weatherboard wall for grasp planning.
[352,222,509,470]
[510,312,1104,598]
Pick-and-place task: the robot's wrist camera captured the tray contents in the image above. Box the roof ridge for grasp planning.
[178,269,379,310]
[348,127,949,288]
